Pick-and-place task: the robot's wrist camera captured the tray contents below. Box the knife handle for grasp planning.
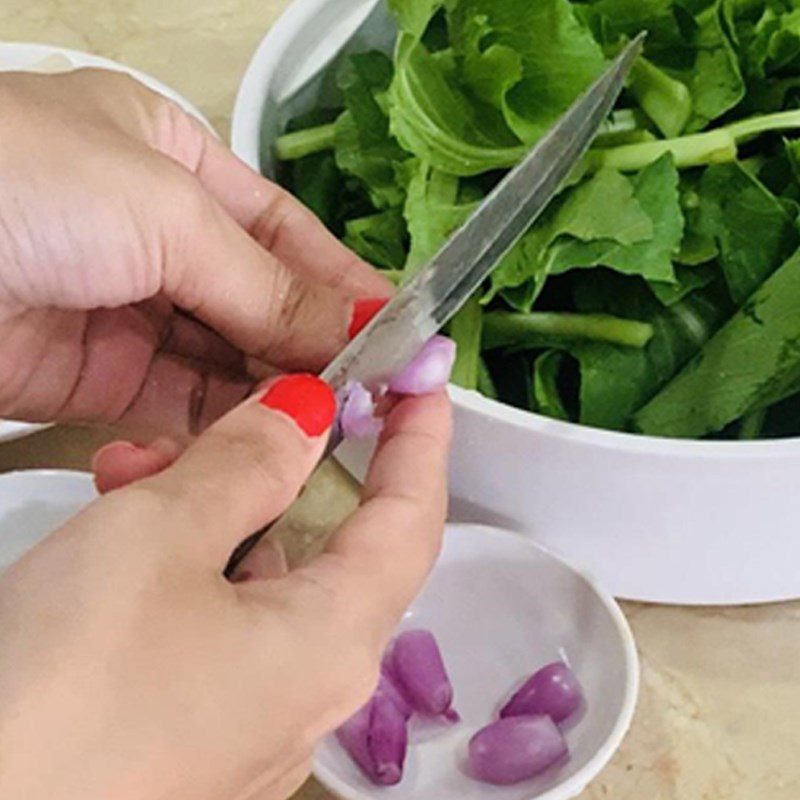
[223,428,345,578]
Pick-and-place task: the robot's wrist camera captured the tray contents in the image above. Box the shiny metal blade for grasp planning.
[320,34,644,397]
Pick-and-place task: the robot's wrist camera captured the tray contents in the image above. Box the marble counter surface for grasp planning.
[1,3,799,798]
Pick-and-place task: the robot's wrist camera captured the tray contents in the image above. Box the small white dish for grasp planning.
[0,42,213,445]
[314,524,639,800]
[0,470,96,571]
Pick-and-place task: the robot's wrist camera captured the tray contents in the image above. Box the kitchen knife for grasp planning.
[225,34,645,575]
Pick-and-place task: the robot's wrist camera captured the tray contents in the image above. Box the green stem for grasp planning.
[585,129,737,173]
[739,408,767,440]
[483,312,654,350]
[448,296,483,390]
[726,109,800,142]
[588,108,800,174]
[477,359,498,399]
[380,269,406,286]
[274,123,337,161]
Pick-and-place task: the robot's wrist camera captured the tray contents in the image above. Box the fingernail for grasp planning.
[259,374,337,437]
[349,298,390,340]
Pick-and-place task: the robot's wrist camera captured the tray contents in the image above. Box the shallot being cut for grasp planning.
[337,336,456,441]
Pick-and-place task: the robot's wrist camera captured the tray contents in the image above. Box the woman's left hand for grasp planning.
[0,377,451,800]
[0,68,389,438]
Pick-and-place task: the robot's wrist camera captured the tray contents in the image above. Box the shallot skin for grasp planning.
[335,694,408,786]
[500,662,583,723]
[388,336,457,396]
[468,716,568,785]
[389,629,455,716]
[375,670,413,721]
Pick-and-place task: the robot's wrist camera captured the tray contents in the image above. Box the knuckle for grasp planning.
[250,190,300,251]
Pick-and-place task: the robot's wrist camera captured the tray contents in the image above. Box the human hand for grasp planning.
[0,375,451,800]
[0,69,389,438]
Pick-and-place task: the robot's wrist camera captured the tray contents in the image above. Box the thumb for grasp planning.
[129,374,337,568]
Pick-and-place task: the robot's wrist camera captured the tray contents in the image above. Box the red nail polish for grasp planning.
[259,374,337,437]
[349,298,389,340]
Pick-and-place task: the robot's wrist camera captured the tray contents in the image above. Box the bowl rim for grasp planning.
[0,467,94,483]
[311,523,640,800]
[231,0,800,461]
[0,40,213,132]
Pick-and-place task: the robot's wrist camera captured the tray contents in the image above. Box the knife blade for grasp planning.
[225,35,644,576]
[320,34,644,404]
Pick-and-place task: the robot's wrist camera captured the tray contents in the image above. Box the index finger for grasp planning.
[180,117,392,297]
[281,391,452,644]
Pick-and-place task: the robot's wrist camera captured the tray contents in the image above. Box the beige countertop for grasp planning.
[2,3,799,798]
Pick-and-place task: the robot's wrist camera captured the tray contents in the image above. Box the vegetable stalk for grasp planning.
[483,312,654,350]
[274,122,337,161]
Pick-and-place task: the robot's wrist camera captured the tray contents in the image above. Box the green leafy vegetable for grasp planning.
[390,31,526,175]
[483,311,654,350]
[403,162,476,270]
[549,154,683,284]
[532,351,572,420]
[449,0,607,144]
[573,275,732,430]
[343,209,408,269]
[636,248,800,437]
[696,162,800,302]
[449,295,484,389]
[275,0,800,440]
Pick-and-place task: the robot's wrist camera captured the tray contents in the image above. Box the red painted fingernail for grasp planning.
[349,297,389,340]
[259,374,337,437]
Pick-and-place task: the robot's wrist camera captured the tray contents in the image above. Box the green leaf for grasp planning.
[334,53,410,208]
[402,161,477,271]
[283,150,345,230]
[696,161,800,303]
[532,351,571,420]
[571,273,732,430]
[675,171,719,266]
[548,154,683,285]
[649,263,719,305]
[389,33,525,176]
[389,0,444,37]
[682,2,745,131]
[727,0,800,81]
[627,56,693,137]
[343,209,408,269]
[448,0,607,144]
[635,247,800,437]
[485,162,666,307]
[587,0,697,70]
[587,0,744,130]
